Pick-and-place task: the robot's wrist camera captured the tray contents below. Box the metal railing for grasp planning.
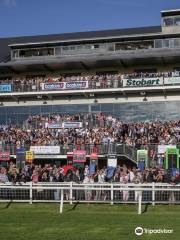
[0,182,179,214]
[0,143,137,161]
[1,73,180,94]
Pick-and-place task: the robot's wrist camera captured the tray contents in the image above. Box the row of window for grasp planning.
[163,16,180,26]
[11,37,180,59]
[0,102,180,124]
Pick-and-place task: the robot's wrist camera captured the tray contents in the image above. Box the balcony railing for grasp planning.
[1,73,180,94]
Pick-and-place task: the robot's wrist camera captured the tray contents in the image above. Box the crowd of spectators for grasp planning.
[0,113,180,150]
[0,162,179,203]
[0,162,179,185]
[1,70,180,92]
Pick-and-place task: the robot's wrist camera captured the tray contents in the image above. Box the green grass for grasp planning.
[0,203,179,240]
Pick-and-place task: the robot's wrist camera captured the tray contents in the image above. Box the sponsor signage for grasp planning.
[73,150,86,163]
[0,84,12,92]
[137,150,148,168]
[62,122,82,128]
[107,154,117,167]
[65,81,88,89]
[158,145,176,154]
[47,123,62,129]
[30,146,60,154]
[123,78,163,87]
[164,77,180,85]
[42,81,89,91]
[25,151,34,162]
[0,152,10,161]
[47,122,82,129]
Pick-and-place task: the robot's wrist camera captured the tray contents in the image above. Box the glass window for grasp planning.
[174,38,180,47]
[55,47,61,55]
[40,105,53,114]
[175,17,180,26]
[154,39,162,48]
[101,104,113,111]
[163,18,174,26]
[91,104,101,112]
[94,44,99,49]
[163,39,170,48]
[12,50,19,59]
[62,46,69,51]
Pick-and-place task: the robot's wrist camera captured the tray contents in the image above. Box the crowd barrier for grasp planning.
[0,182,179,214]
[0,143,137,159]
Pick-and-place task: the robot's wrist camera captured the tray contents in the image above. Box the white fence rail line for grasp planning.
[0,182,180,214]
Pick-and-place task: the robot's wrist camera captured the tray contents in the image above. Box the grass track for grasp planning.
[0,203,179,240]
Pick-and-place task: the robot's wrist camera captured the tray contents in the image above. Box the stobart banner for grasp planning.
[123,77,163,87]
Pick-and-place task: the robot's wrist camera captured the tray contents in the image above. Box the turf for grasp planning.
[0,203,179,240]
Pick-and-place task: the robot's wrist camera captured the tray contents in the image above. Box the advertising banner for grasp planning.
[47,123,62,129]
[158,145,176,154]
[25,151,34,162]
[123,78,163,87]
[0,84,12,92]
[165,147,179,169]
[30,146,60,154]
[164,77,180,85]
[0,152,10,161]
[42,81,89,91]
[137,150,148,169]
[107,154,117,168]
[62,122,82,128]
[73,150,86,163]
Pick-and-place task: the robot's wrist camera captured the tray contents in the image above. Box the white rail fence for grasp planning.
[0,182,180,214]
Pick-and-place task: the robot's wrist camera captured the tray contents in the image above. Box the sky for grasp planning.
[0,0,180,38]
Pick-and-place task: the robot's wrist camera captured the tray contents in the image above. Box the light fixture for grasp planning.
[140,91,146,96]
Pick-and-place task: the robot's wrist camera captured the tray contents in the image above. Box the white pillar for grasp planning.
[152,182,155,206]
[138,192,142,215]
[70,182,73,205]
[110,183,114,205]
[29,181,33,204]
[60,189,64,214]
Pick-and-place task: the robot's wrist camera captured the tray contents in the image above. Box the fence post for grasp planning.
[60,189,64,214]
[110,183,114,205]
[29,181,33,204]
[138,192,142,215]
[70,182,73,205]
[152,182,155,206]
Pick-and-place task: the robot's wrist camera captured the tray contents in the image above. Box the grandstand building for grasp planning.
[0,9,180,122]
[1,9,180,165]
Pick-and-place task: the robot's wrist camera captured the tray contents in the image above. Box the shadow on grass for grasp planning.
[66,201,80,212]
[142,202,151,214]
[0,198,13,210]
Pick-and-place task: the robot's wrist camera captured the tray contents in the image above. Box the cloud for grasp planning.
[2,0,16,6]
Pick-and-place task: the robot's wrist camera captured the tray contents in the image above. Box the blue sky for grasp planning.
[0,0,180,37]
